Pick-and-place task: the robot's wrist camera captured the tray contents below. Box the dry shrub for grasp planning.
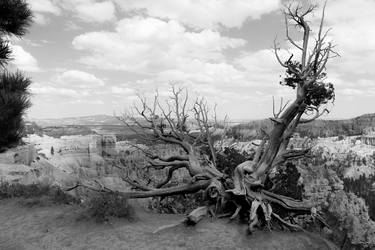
[0,182,80,207]
[86,192,136,222]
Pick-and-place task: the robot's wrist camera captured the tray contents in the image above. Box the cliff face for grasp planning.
[0,134,128,195]
[327,191,375,249]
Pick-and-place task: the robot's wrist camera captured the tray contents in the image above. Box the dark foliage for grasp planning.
[216,147,252,176]
[0,0,33,150]
[344,174,375,220]
[280,60,335,108]
[264,162,304,201]
[0,0,32,67]
[0,0,32,36]
[0,71,32,149]
[86,192,135,222]
[0,39,11,67]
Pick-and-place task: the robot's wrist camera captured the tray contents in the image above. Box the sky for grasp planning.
[8,0,375,120]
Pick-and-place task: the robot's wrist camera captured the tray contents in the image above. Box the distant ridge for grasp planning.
[29,115,123,127]
[232,113,375,138]
[29,113,375,136]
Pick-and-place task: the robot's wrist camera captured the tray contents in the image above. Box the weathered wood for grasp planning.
[261,190,312,212]
[119,180,211,199]
[186,206,208,225]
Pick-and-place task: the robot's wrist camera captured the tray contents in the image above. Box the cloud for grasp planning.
[33,13,50,25]
[68,99,105,104]
[111,86,136,95]
[58,0,116,23]
[55,70,105,88]
[114,0,280,29]
[31,85,84,98]
[313,0,375,78]
[75,1,116,23]
[10,45,40,72]
[28,0,116,24]
[28,0,61,15]
[27,0,60,25]
[73,17,246,72]
[31,71,106,103]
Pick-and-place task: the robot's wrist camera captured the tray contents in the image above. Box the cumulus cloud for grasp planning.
[73,17,246,72]
[315,0,375,78]
[114,0,280,29]
[27,0,60,25]
[74,1,116,23]
[10,45,40,72]
[55,70,105,88]
[28,0,61,15]
[58,0,116,23]
[30,71,106,104]
[31,84,84,98]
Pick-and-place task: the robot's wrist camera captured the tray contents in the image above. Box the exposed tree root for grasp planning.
[272,213,304,232]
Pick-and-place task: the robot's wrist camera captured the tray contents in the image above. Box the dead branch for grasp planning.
[147,159,189,170]
[155,164,186,188]
[299,107,329,123]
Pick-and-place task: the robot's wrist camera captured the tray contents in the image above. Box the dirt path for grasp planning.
[0,199,338,250]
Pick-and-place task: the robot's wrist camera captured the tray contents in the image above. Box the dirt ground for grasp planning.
[0,199,338,250]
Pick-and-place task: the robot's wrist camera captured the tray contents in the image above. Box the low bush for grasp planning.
[0,182,79,205]
[86,192,135,222]
[264,162,304,201]
[216,147,251,177]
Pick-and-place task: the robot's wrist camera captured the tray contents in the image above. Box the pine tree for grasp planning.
[0,0,33,151]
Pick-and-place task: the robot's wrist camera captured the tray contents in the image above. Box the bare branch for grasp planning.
[284,15,302,50]
[147,159,189,170]
[299,107,329,123]
[155,164,186,188]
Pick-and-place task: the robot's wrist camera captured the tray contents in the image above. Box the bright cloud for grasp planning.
[56,70,105,88]
[72,17,246,72]
[57,0,116,23]
[318,0,375,77]
[75,1,116,23]
[10,45,40,72]
[28,0,61,15]
[114,0,281,29]
[31,84,83,98]
[27,0,60,25]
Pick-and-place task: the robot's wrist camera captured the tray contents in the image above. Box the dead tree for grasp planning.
[117,86,225,186]
[68,3,334,233]
[249,2,336,182]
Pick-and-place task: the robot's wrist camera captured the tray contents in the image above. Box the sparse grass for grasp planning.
[0,182,80,207]
[85,192,136,223]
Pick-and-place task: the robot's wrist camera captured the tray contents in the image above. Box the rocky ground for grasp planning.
[0,199,338,250]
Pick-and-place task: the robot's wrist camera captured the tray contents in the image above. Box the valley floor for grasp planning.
[0,199,338,250]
